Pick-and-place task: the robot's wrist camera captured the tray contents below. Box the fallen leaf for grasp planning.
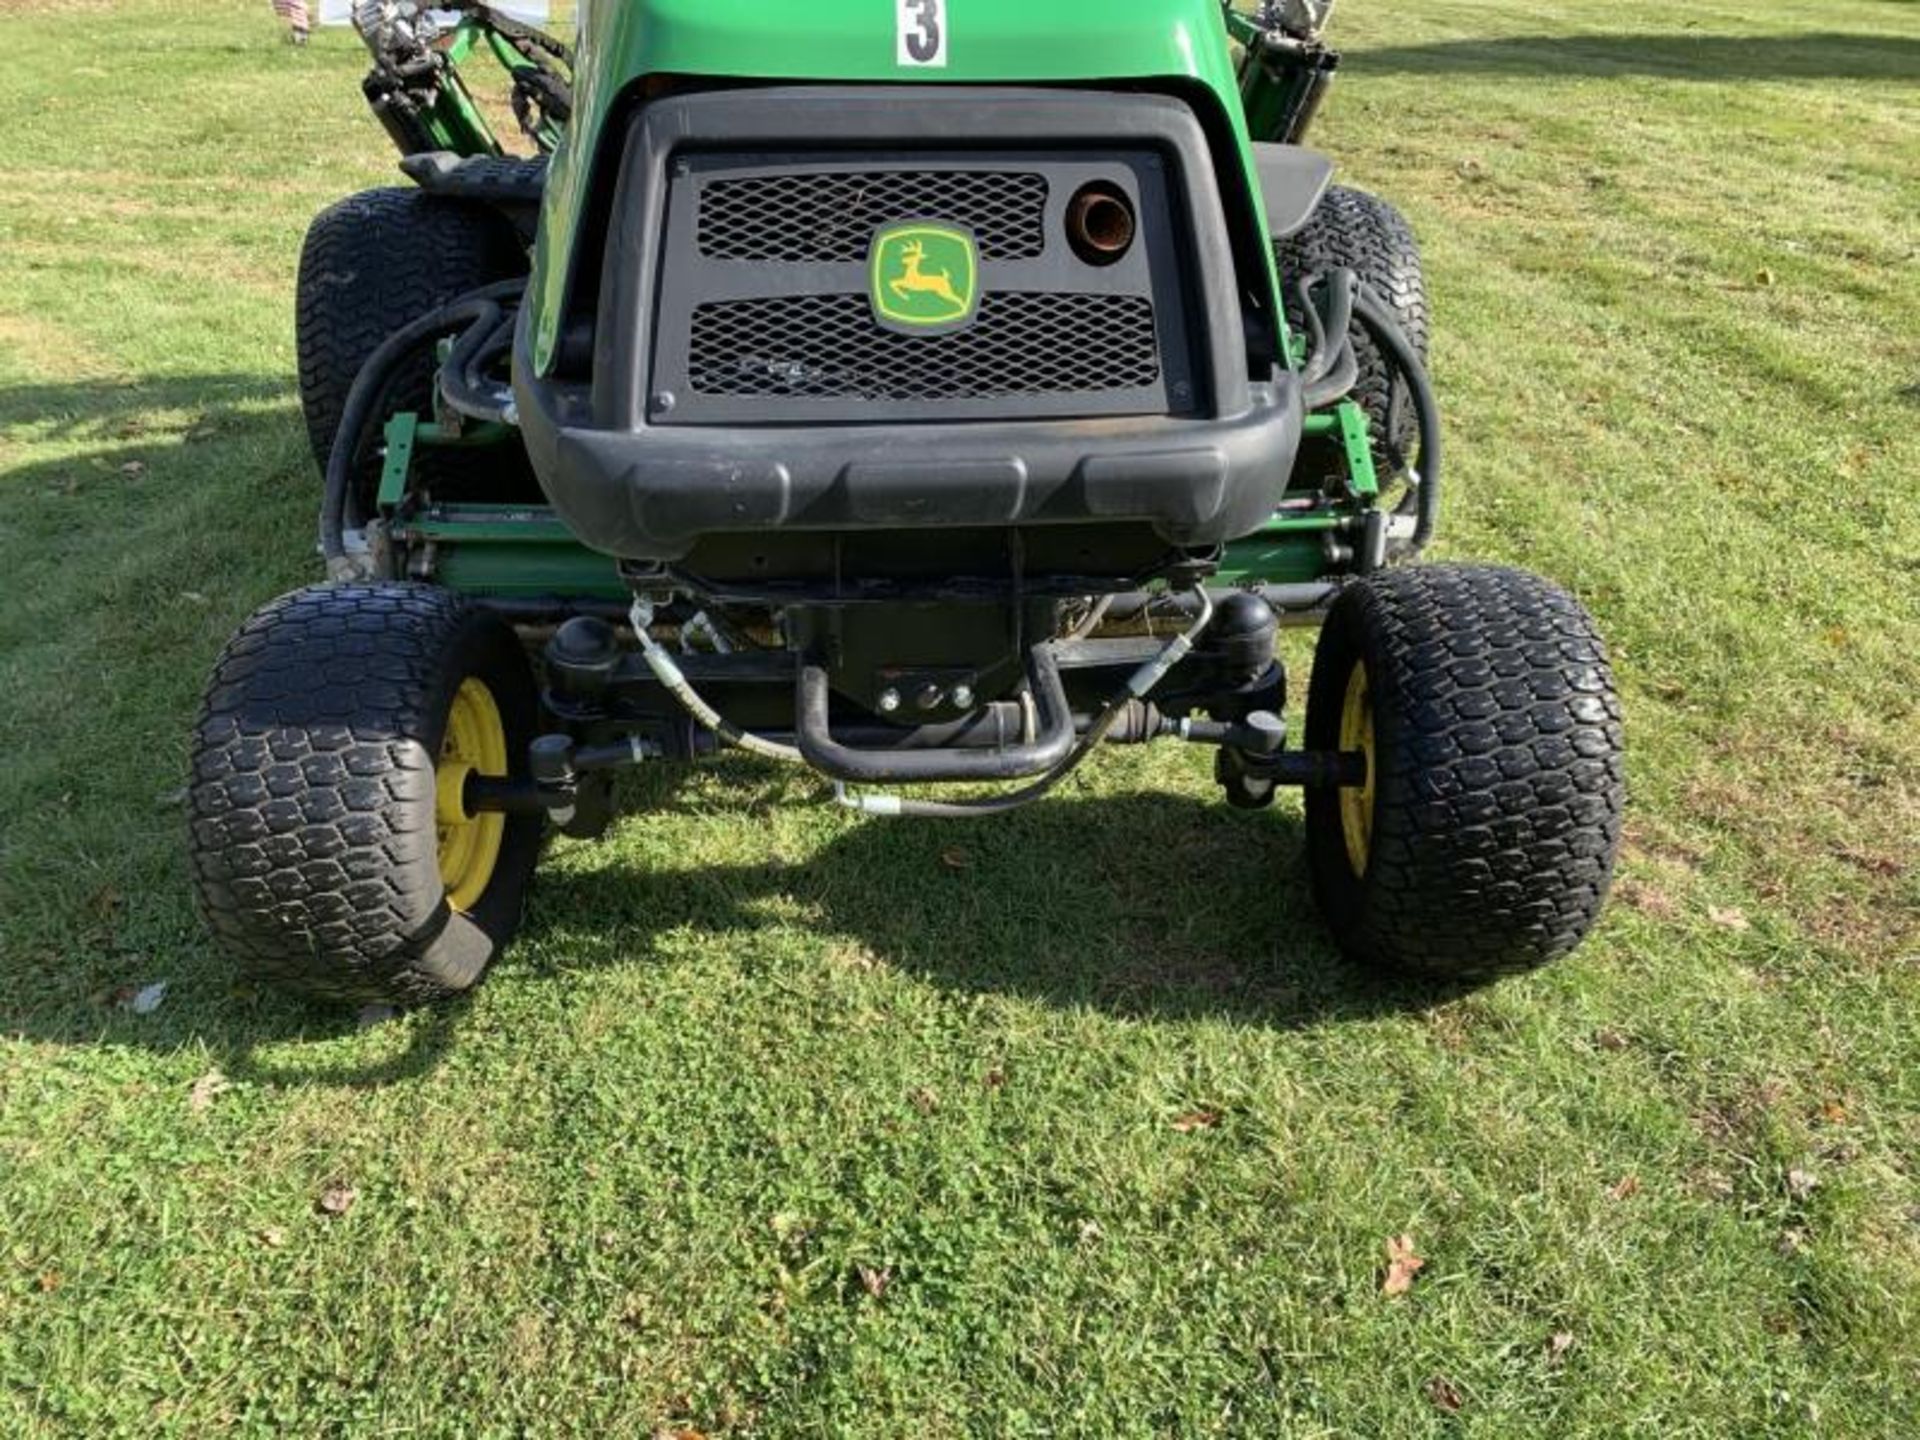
[939,847,973,871]
[1708,905,1751,932]
[1171,1110,1220,1134]
[119,460,147,480]
[908,1086,938,1115]
[1786,1167,1819,1201]
[1756,267,1776,287]
[1078,1219,1105,1246]
[983,1067,1007,1089]
[1821,1100,1849,1125]
[1593,1026,1631,1052]
[259,1227,287,1249]
[857,1264,891,1299]
[316,1182,358,1218]
[654,1430,707,1440]
[36,1272,61,1294]
[1608,1174,1642,1202]
[1546,1330,1575,1365]
[188,1070,229,1113]
[1383,1234,1425,1296]
[125,981,168,1015]
[1426,1375,1464,1412]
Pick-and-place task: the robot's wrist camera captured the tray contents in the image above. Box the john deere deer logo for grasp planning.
[870,222,980,333]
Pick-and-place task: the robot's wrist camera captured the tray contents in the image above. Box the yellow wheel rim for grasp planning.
[436,677,508,913]
[1339,662,1376,877]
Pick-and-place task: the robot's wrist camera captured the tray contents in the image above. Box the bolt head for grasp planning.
[877,688,902,714]
[951,685,975,709]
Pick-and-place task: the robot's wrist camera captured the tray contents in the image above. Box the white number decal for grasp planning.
[897,0,948,68]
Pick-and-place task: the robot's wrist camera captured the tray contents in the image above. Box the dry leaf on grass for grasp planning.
[36,1272,61,1294]
[1787,1167,1819,1201]
[1383,1234,1425,1296]
[1707,905,1751,932]
[1608,1174,1642,1202]
[124,981,168,1016]
[939,847,973,871]
[1546,1330,1575,1365]
[1171,1110,1220,1133]
[316,1183,358,1218]
[187,1070,229,1113]
[857,1265,892,1299]
[1426,1375,1464,1412]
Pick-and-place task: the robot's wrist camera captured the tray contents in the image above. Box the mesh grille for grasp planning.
[697,171,1049,262]
[687,292,1160,402]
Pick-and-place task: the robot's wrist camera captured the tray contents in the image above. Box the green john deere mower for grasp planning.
[190,0,1626,1006]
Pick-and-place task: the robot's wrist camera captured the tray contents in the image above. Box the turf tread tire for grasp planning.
[189,583,541,1007]
[295,188,527,503]
[1275,185,1429,468]
[1304,565,1625,979]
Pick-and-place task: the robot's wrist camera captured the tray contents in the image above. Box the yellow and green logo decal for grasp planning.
[869,222,980,334]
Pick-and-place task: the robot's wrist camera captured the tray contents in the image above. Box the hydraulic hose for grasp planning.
[319,279,523,577]
[439,309,519,426]
[627,601,807,766]
[1294,270,1360,411]
[836,587,1216,819]
[1351,285,1443,551]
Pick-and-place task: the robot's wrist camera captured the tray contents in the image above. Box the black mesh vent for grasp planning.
[697,171,1049,262]
[687,292,1161,402]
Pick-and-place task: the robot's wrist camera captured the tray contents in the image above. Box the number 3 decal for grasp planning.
[897,0,948,68]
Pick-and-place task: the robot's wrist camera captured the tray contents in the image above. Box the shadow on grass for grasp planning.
[0,373,292,447]
[6,785,1474,1091]
[1350,32,1920,81]
[511,781,1471,1030]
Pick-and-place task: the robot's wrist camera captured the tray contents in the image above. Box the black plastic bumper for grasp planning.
[517,348,1302,561]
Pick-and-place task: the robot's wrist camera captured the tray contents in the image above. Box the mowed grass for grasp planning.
[1,0,1917,1432]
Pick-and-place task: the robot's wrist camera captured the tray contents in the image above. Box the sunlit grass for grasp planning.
[1,0,1916,1432]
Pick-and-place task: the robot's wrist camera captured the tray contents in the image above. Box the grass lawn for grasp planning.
[2,0,1918,1432]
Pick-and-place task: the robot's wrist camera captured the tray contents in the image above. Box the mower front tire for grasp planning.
[189,583,543,1006]
[1303,565,1625,981]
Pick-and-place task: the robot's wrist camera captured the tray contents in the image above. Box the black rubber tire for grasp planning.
[1303,565,1625,980]
[1275,185,1429,470]
[189,583,543,1007]
[296,187,530,509]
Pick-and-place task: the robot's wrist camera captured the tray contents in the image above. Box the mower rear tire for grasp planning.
[296,187,531,513]
[1302,565,1625,980]
[189,583,543,1007]
[1275,185,1428,472]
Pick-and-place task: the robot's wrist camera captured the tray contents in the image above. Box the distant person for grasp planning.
[271,0,311,46]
